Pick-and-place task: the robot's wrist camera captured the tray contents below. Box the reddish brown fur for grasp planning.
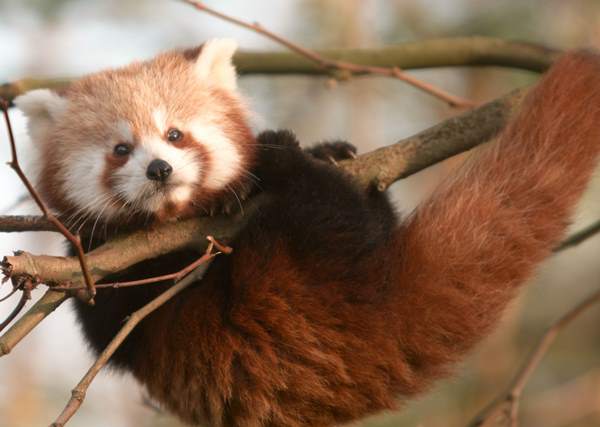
[76,51,600,427]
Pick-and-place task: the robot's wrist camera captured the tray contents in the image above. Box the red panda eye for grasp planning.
[113,143,132,156]
[167,128,183,142]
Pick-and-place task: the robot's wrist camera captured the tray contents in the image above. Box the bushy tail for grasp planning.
[391,51,600,391]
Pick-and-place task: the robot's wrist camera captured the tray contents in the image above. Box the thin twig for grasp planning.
[0,285,19,302]
[0,290,69,356]
[0,281,33,333]
[50,237,230,427]
[1,194,30,214]
[0,101,96,302]
[181,0,476,108]
[553,218,600,252]
[467,288,600,427]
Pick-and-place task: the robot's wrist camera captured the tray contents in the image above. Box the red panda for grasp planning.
[13,39,600,426]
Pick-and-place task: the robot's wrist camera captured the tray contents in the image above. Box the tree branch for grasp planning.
[553,219,600,252]
[0,289,68,356]
[50,238,227,427]
[341,88,526,190]
[0,280,32,333]
[0,215,56,232]
[182,0,478,107]
[1,101,96,302]
[0,38,557,104]
[1,201,255,285]
[467,289,600,427]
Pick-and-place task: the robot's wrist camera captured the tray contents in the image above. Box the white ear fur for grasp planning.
[13,89,68,142]
[194,38,238,90]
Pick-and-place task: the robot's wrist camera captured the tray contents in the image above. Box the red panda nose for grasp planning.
[146,159,173,182]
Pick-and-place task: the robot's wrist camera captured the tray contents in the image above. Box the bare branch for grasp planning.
[0,280,33,333]
[467,289,600,427]
[50,238,228,427]
[0,215,56,232]
[1,102,96,302]
[181,0,476,108]
[340,88,526,190]
[0,289,68,356]
[553,218,600,252]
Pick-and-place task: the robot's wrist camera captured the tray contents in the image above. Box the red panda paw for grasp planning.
[254,130,308,187]
[305,141,357,164]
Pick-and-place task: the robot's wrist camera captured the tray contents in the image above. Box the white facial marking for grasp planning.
[189,119,241,190]
[61,149,118,219]
[113,136,200,214]
[171,185,193,204]
[152,108,167,134]
[116,120,133,142]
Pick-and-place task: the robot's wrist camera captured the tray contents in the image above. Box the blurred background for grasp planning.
[0,1,599,426]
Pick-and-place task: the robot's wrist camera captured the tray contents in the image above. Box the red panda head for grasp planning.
[14,39,255,227]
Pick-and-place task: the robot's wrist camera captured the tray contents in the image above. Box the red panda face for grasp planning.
[14,39,256,226]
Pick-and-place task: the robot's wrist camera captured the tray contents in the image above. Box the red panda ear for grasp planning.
[194,38,238,91]
[13,89,68,143]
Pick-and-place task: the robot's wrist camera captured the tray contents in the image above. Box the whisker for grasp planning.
[88,198,114,251]
[226,184,244,216]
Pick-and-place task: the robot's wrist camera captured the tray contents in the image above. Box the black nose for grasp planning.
[146,159,173,182]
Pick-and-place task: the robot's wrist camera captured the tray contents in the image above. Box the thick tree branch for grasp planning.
[0,38,557,104]
[341,88,526,190]
[1,201,255,285]
[234,37,558,75]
